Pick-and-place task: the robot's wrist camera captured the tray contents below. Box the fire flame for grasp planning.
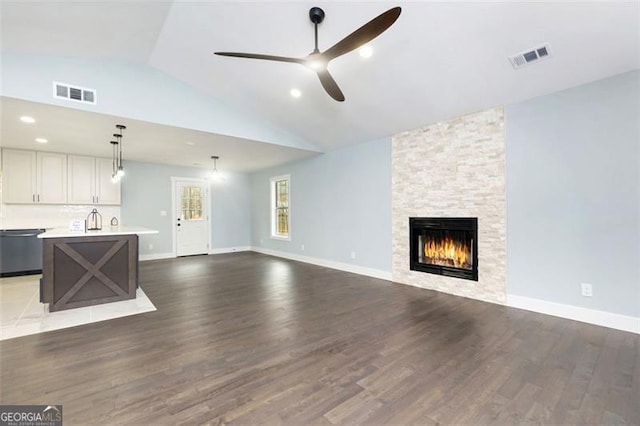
[423,237,471,269]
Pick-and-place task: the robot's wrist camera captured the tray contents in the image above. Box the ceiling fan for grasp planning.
[215,6,402,102]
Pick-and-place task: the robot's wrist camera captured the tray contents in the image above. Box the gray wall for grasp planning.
[121,160,251,255]
[250,138,392,272]
[506,70,639,317]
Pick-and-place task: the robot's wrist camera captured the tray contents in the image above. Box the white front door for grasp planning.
[174,179,209,256]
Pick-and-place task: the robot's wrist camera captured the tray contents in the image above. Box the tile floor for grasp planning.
[0,274,156,341]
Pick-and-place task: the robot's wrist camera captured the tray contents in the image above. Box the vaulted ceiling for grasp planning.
[2,1,638,157]
[0,97,317,172]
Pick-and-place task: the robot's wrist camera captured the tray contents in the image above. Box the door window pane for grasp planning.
[181,186,203,220]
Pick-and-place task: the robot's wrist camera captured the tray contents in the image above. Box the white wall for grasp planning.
[250,138,392,275]
[506,70,639,318]
[121,160,251,256]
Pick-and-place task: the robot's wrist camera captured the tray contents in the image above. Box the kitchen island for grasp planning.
[38,227,158,312]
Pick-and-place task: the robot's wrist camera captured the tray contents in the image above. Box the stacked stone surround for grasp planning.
[392,107,506,304]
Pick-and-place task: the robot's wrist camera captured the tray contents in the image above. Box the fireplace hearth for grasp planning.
[410,217,478,281]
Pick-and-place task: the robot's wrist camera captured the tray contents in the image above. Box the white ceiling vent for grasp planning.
[53,82,97,104]
[509,44,552,69]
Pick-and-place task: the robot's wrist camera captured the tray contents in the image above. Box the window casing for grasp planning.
[270,175,290,240]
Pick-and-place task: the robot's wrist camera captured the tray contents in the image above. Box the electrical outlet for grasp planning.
[581,283,593,297]
[301,244,305,251]
[351,251,356,259]
[148,243,154,250]
[160,210,167,216]
[260,239,264,245]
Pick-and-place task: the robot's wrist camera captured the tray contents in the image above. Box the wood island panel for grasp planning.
[42,234,138,311]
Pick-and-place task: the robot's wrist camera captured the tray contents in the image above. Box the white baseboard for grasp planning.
[209,246,251,255]
[250,247,392,281]
[139,252,174,261]
[140,247,250,261]
[508,294,640,334]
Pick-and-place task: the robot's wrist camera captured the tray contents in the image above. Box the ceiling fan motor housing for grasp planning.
[309,7,325,24]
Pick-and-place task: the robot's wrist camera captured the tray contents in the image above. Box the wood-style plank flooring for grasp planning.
[1,252,638,425]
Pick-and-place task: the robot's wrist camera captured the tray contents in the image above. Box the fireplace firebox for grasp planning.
[410,217,478,281]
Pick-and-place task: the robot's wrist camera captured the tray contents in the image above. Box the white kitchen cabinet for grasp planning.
[95,157,120,205]
[1,149,67,204]
[37,152,68,203]
[67,155,96,204]
[1,149,36,203]
[68,155,120,205]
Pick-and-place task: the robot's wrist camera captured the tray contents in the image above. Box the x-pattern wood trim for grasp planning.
[53,240,128,308]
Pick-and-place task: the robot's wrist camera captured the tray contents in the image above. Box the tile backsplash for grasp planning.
[0,203,121,230]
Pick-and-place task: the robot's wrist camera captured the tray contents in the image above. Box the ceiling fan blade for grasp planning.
[316,70,345,102]
[323,7,401,61]
[215,52,304,64]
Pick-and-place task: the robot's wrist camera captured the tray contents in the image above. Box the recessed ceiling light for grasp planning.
[185,141,195,146]
[359,45,373,58]
[35,138,48,144]
[20,116,36,124]
[290,89,302,98]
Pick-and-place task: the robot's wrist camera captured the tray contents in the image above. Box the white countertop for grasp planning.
[38,226,158,239]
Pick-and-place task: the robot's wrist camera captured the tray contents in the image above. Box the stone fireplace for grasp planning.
[392,107,506,305]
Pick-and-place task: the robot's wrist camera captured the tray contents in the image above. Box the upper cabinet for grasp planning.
[1,149,67,204]
[1,149,120,205]
[67,155,96,204]
[95,157,121,205]
[37,152,68,203]
[1,149,36,204]
[68,155,120,205]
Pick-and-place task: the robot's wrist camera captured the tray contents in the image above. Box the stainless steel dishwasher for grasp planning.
[0,229,46,277]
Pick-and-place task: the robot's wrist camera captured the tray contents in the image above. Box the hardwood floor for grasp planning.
[1,252,638,425]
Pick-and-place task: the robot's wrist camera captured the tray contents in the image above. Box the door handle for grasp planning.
[32,194,35,202]
[177,223,181,227]
[37,194,40,202]
[96,196,99,204]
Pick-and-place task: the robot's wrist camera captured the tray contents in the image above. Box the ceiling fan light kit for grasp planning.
[215,6,401,102]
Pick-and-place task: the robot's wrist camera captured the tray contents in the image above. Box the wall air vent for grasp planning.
[53,82,97,104]
[508,43,552,69]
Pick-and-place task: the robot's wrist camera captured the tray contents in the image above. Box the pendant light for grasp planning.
[111,124,126,182]
[110,140,119,183]
[209,155,221,181]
